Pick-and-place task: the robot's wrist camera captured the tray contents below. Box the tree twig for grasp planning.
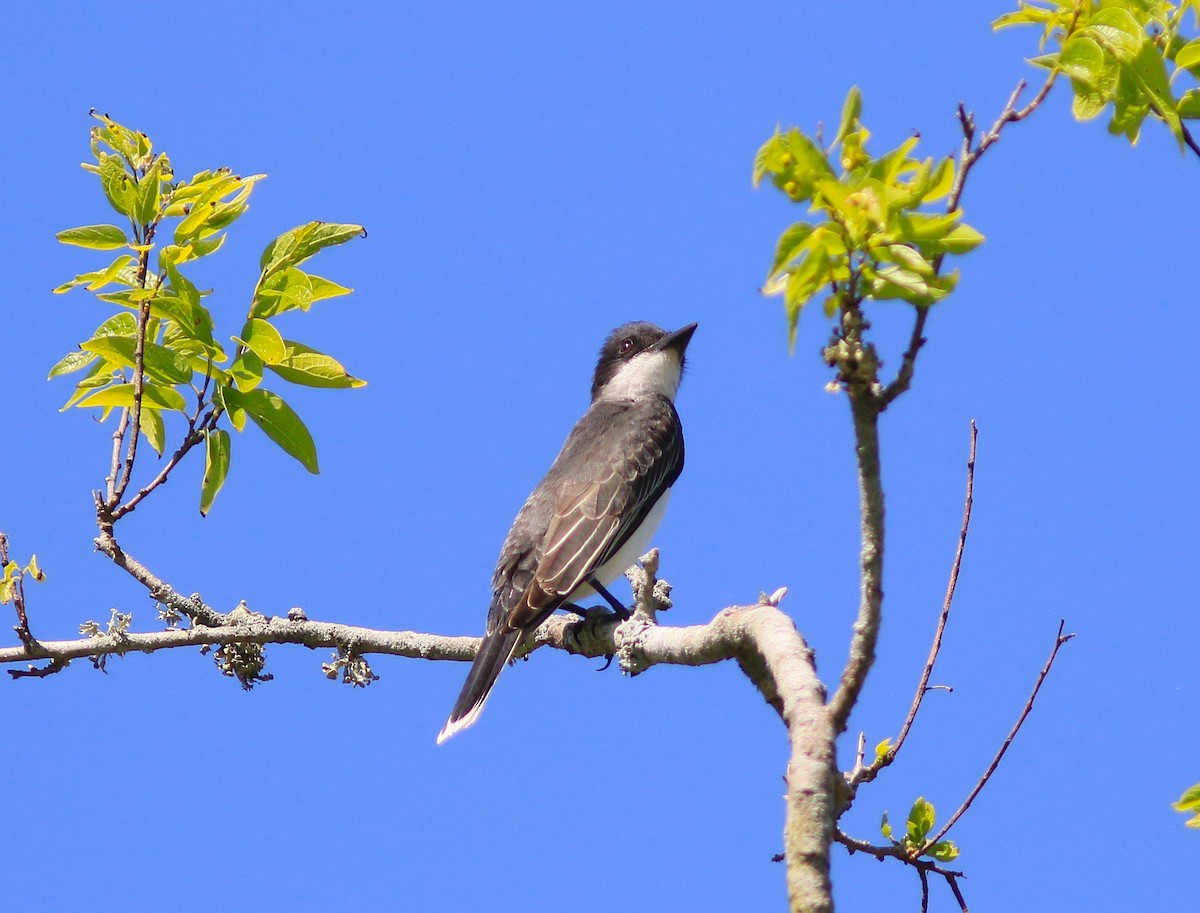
[0,533,34,647]
[847,421,978,793]
[835,825,964,907]
[921,619,1074,853]
[880,73,1056,408]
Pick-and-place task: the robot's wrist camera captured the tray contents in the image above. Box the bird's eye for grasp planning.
[619,337,634,354]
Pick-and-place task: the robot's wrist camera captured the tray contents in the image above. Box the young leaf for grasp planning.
[75,382,188,413]
[259,221,365,278]
[200,429,231,516]
[880,812,893,841]
[79,336,194,385]
[139,406,166,456]
[56,224,128,250]
[928,840,960,862]
[906,797,936,845]
[237,318,286,364]
[99,154,138,219]
[230,351,264,392]
[27,555,45,582]
[225,387,319,473]
[874,737,892,764]
[267,340,366,389]
[48,350,99,379]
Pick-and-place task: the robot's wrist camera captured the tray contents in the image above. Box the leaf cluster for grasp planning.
[997,0,1200,146]
[753,88,984,347]
[1174,783,1200,827]
[51,113,366,514]
[0,555,44,606]
[880,797,960,863]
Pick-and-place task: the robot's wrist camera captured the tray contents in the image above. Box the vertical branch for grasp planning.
[828,390,885,734]
[108,245,153,509]
[825,299,887,737]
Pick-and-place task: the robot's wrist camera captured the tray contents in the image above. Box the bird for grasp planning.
[437,320,698,743]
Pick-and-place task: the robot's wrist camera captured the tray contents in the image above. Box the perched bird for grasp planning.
[437,321,698,743]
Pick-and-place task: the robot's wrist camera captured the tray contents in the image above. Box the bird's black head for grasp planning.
[590,321,698,403]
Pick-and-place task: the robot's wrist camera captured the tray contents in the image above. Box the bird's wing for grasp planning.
[506,398,683,628]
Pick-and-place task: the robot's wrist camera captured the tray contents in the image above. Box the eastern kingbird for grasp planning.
[437,320,698,743]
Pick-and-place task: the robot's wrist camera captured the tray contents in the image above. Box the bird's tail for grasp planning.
[437,626,523,744]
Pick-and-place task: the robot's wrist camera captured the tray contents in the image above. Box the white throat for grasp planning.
[598,350,682,402]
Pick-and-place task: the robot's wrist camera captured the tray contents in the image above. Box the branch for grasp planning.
[921,619,1074,852]
[2,549,835,913]
[0,533,33,647]
[108,249,155,509]
[835,830,968,912]
[826,321,886,735]
[93,528,231,628]
[880,73,1056,408]
[847,421,978,794]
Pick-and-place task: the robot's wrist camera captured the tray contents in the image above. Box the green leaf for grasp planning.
[48,350,99,379]
[225,387,319,473]
[1086,7,1144,63]
[768,222,815,280]
[259,221,365,278]
[1058,36,1107,87]
[200,429,231,516]
[874,737,892,764]
[267,340,367,389]
[79,336,194,385]
[1177,37,1200,71]
[75,382,188,413]
[150,295,217,349]
[56,224,128,250]
[1180,89,1200,119]
[59,364,114,411]
[139,406,166,456]
[99,154,138,219]
[880,812,893,841]
[27,554,44,582]
[832,85,863,147]
[214,384,246,432]
[928,840,960,862]
[906,797,935,845]
[230,351,264,392]
[237,318,286,364]
[53,254,135,294]
[135,156,164,226]
[937,223,986,254]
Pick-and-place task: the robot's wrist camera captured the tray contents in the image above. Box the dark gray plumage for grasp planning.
[437,321,697,742]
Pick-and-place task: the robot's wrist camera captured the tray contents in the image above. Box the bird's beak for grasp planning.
[654,322,698,355]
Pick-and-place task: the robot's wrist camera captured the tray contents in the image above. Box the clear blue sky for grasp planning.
[2,2,1195,911]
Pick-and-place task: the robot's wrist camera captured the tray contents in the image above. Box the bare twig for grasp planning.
[109,249,154,509]
[880,73,1056,408]
[93,528,230,628]
[921,620,1074,852]
[1183,123,1200,159]
[8,657,69,679]
[836,829,970,912]
[848,422,978,793]
[110,407,219,520]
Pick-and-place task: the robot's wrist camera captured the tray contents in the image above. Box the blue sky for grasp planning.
[2,2,1196,911]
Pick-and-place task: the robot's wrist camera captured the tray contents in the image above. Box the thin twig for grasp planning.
[8,657,69,679]
[921,620,1075,852]
[111,406,219,520]
[846,421,978,792]
[0,533,33,646]
[880,73,1056,408]
[893,422,976,748]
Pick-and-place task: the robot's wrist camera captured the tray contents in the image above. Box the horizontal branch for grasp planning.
[1,600,814,714]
